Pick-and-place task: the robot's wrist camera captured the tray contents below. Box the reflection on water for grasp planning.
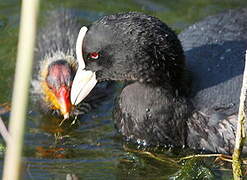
[0,0,247,179]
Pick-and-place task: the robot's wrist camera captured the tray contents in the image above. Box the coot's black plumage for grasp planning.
[71,9,247,154]
[32,10,112,119]
[179,8,247,153]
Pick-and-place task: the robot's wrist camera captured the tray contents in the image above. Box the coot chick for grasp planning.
[32,10,113,119]
[71,10,247,154]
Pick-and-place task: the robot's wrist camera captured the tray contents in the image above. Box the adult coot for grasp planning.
[71,9,247,154]
[32,10,113,119]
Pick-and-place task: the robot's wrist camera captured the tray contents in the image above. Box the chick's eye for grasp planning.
[88,52,99,60]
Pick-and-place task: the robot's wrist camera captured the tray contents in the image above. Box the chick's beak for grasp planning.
[57,85,72,119]
[70,68,97,106]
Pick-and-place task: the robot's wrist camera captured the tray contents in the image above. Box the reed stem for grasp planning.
[232,50,247,179]
[2,0,40,179]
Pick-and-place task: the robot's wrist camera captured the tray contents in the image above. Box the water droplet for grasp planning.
[146,108,150,112]
[226,48,231,52]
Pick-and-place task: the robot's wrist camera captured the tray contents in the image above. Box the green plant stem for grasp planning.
[232,50,247,180]
[2,0,40,179]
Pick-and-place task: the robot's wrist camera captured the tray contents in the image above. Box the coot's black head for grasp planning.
[71,12,187,105]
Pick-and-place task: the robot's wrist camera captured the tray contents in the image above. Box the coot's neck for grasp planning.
[135,60,191,98]
[114,81,192,147]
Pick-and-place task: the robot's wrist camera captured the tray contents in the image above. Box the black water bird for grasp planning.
[32,10,112,119]
[71,9,247,154]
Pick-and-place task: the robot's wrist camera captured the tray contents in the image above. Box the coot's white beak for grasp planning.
[71,26,97,105]
[71,68,97,105]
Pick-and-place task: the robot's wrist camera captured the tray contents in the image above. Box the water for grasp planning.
[0,0,247,179]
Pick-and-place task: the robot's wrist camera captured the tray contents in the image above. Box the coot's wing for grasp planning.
[179,8,247,116]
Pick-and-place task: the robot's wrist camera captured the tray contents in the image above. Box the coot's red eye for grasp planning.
[88,52,99,60]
